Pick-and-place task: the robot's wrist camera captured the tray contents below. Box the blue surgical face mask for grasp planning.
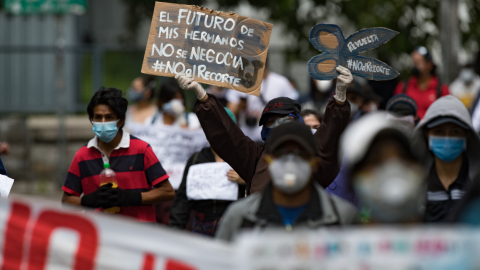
[127,87,146,103]
[429,136,466,162]
[92,120,119,143]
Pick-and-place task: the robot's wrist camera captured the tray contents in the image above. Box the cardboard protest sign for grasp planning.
[141,2,273,96]
[308,24,399,81]
[0,175,13,198]
[127,124,209,189]
[186,162,238,201]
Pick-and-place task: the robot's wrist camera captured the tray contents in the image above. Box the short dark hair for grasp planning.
[301,109,323,124]
[157,78,185,108]
[87,87,128,127]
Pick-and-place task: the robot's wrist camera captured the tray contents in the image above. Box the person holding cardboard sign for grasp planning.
[175,65,352,195]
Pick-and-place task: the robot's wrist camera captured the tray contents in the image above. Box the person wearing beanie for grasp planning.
[385,94,420,133]
[215,122,359,242]
[169,107,244,237]
[174,66,352,195]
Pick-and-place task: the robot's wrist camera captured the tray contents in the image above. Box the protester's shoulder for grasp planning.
[225,193,262,215]
[129,134,151,150]
[329,193,358,213]
[73,144,93,159]
[315,184,358,216]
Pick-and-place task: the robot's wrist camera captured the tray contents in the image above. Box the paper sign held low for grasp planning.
[308,24,399,81]
[141,2,273,96]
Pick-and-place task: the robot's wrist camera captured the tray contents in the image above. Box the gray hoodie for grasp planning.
[412,95,480,180]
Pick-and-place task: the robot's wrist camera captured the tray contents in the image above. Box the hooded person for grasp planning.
[175,66,352,195]
[411,95,480,223]
[215,122,359,242]
[341,112,426,223]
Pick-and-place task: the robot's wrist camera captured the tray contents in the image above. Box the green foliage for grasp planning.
[122,0,480,64]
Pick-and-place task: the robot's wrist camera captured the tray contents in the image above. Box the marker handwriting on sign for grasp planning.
[142,3,273,96]
[347,34,379,52]
[186,162,238,201]
[308,24,399,81]
[347,58,390,75]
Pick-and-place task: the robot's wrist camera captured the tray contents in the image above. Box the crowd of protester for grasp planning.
[58,46,480,243]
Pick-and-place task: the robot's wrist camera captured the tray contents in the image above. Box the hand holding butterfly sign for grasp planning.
[308,24,399,81]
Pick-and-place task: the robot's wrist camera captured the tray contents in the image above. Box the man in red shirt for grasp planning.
[62,87,175,222]
[394,46,449,119]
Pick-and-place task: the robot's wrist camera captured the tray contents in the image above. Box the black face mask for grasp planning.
[411,67,420,77]
[245,117,258,127]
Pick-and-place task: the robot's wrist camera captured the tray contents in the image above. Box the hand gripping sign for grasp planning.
[308,24,399,81]
[141,2,273,96]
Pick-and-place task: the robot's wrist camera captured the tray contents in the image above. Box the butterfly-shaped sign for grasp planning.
[308,24,399,81]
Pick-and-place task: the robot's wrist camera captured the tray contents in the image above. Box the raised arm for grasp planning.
[313,66,352,187]
[175,75,264,186]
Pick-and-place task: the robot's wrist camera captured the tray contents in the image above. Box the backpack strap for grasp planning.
[436,78,442,98]
[402,78,410,94]
[192,151,201,165]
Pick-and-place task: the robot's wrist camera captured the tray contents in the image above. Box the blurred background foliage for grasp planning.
[121,0,480,65]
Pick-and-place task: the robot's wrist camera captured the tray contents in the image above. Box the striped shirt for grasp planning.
[62,130,169,222]
[424,158,469,223]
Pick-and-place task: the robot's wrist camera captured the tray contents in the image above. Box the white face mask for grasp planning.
[269,154,312,194]
[353,159,425,223]
[315,79,332,93]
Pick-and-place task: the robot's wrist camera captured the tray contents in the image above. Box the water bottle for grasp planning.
[99,163,120,214]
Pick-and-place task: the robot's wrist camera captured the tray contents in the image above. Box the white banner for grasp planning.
[0,196,233,270]
[186,162,238,201]
[128,124,209,189]
[235,228,480,270]
[2,196,480,269]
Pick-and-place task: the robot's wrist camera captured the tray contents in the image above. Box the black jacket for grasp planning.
[169,147,245,229]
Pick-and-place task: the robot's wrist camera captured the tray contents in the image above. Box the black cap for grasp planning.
[426,116,469,130]
[265,122,316,156]
[259,97,301,126]
[386,94,418,117]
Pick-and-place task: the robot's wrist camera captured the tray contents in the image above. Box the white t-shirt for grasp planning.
[151,111,201,130]
[226,72,299,142]
[124,107,158,133]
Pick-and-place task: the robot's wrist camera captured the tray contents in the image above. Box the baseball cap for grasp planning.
[426,116,469,130]
[259,97,301,126]
[265,122,316,157]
